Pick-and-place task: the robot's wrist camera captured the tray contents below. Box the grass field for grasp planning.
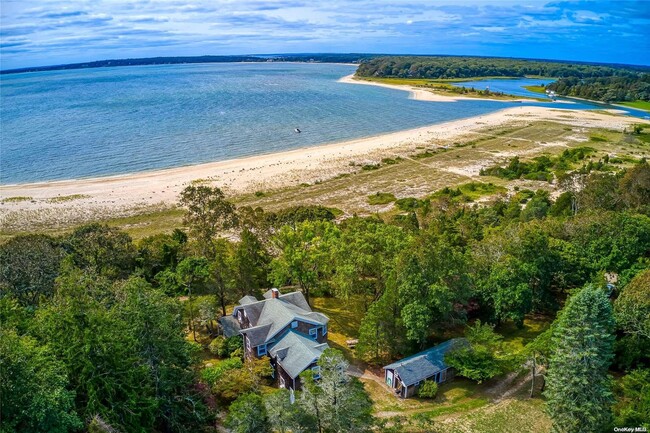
[617,100,650,111]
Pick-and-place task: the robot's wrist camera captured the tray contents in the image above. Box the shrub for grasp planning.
[209,336,243,358]
[418,380,438,399]
[201,357,243,384]
[368,192,396,205]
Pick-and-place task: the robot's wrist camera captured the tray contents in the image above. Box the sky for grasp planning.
[1,0,649,70]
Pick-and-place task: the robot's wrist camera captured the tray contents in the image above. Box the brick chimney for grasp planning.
[271,288,280,299]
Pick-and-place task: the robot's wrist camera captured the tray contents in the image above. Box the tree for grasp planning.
[176,257,210,341]
[525,326,554,397]
[0,328,82,433]
[63,223,136,279]
[225,393,269,433]
[179,185,237,256]
[619,161,650,209]
[264,389,313,433]
[615,269,650,339]
[0,234,65,306]
[299,348,374,433]
[270,220,339,305]
[231,228,271,295]
[544,285,615,433]
[445,321,505,383]
[612,368,650,430]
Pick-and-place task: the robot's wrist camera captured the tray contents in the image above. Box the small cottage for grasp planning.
[383,338,465,398]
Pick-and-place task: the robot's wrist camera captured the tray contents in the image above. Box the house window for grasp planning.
[309,327,319,340]
[270,361,275,378]
[258,344,267,356]
[322,324,328,336]
[279,375,286,388]
[291,321,298,329]
[312,366,321,380]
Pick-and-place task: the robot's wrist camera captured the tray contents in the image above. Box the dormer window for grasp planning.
[291,321,298,329]
[322,324,328,336]
[257,344,267,356]
[309,327,318,340]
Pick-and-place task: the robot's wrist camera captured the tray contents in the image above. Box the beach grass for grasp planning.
[1,196,33,203]
[523,85,546,94]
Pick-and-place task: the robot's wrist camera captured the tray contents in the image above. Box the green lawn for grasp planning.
[617,100,650,111]
[523,85,547,94]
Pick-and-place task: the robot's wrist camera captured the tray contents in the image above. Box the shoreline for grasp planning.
[337,74,568,104]
[0,105,636,231]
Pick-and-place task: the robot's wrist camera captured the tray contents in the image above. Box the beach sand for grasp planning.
[0,81,637,231]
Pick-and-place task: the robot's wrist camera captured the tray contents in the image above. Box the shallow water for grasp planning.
[0,63,644,184]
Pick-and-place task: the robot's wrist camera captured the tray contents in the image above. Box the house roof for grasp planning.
[269,330,329,379]
[234,291,328,347]
[218,315,242,338]
[238,295,258,305]
[383,338,466,387]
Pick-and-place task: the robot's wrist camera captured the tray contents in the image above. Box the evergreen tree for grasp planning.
[544,285,615,432]
[225,393,269,433]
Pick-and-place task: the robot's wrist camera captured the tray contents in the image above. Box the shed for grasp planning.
[383,338,465,398]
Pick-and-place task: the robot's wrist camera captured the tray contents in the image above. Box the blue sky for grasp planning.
[1,0,649,70]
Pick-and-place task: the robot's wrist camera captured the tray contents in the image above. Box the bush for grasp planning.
[201,358,243,384]
[367,192,396,205]
[417,380,438,398]
[209,336,243,358]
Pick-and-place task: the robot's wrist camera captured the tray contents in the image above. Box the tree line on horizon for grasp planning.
[356,56,650,103]
[1,157,649,432]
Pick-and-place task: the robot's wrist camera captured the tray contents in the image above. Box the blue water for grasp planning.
[1,63,646,184]
[451,77,553,98]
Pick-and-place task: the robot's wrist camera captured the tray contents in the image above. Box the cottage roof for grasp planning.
[269,331,329,379]
[234,291,328,347]
[218,315,242,338]
[383,338,466,387]
[238,295,258,305]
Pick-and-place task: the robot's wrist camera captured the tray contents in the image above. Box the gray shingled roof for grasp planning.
[383,338,466,386]
[234,291,328,347]
[269,331,329,379]
[218,316,242,338]
[238,295,258,305]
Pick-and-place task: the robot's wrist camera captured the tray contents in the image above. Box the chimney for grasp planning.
[271,288,280,299]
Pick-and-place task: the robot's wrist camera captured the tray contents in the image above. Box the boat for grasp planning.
[294,128,301,133]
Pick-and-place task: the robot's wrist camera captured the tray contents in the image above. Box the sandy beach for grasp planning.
[0,81,638,231]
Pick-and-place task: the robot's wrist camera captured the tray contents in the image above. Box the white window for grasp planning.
[309,327,318,340]
[279,375,286,388]
[291,321,298,328]
[322,324,328,336]
[312,366,321,380]
[258,344,267,356]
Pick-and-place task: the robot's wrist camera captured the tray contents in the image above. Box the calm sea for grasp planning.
[0,63,644,184]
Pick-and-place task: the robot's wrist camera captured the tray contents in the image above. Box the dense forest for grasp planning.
[546,74,650,103]
[356,56,650,103]
[1,158,649,431]
[355,56,650,80]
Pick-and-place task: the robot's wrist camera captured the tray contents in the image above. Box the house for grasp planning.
[383,338,465,398]
[218,288,329,390]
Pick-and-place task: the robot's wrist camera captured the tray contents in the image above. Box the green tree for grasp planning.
[613,368,650,429]
[0,234,65,306]
[63,223,136,279]
[264,389,313,433]
[0,328,82,433]
[544,285,615,433]
[179,185,237,256]
[619,161,650,209]
[299,348,374,433]
[270,220,339,305]
[615,269,650,339]
[225,393,269,433]
[417,380,438,398]
[445,321,505,383]
[232,228,271,295]
[176,257,210,341]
